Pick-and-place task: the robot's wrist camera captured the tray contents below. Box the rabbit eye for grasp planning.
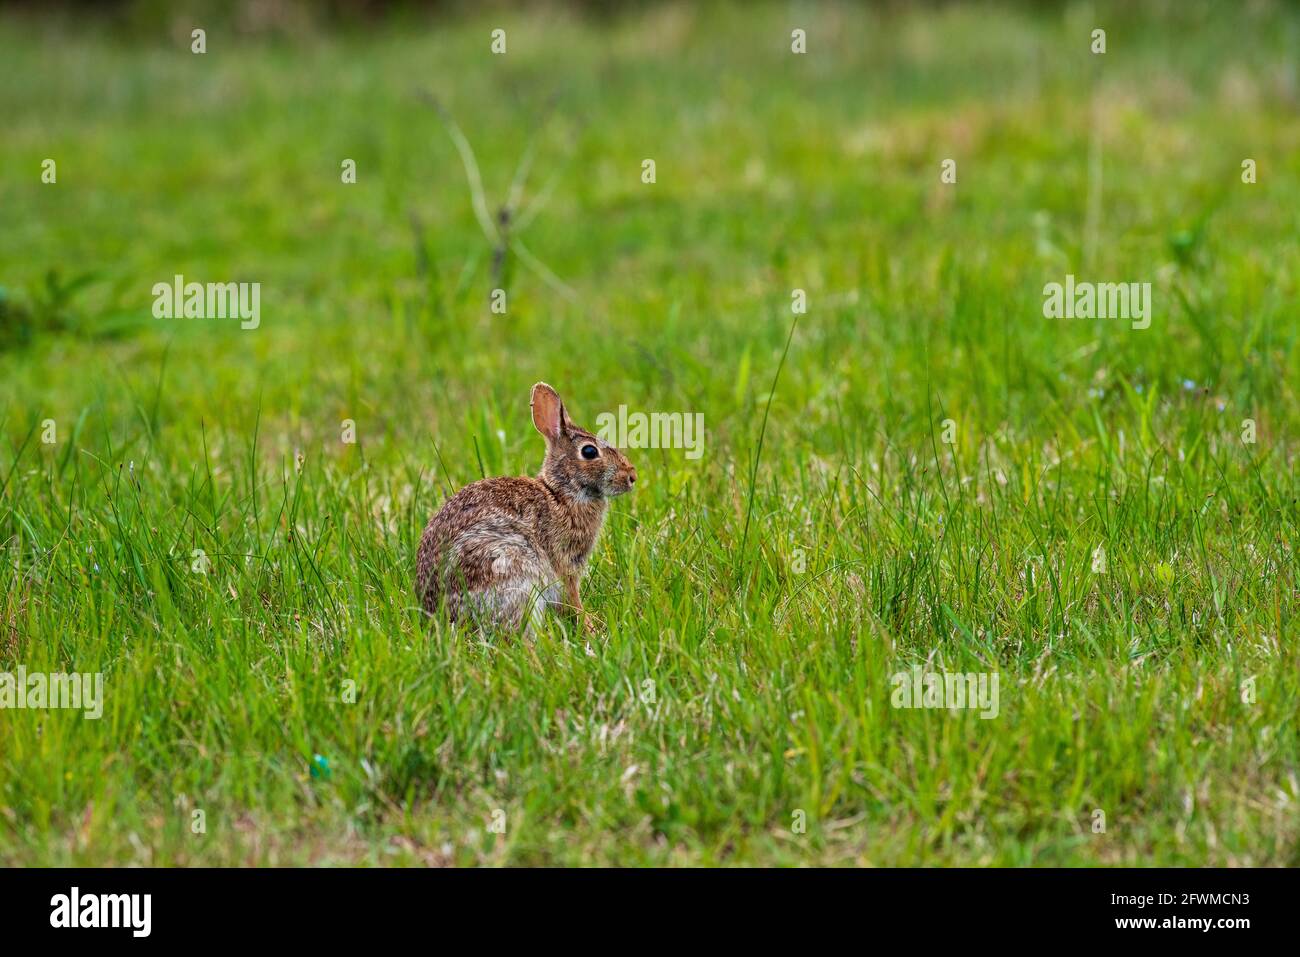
[581,444,599,460]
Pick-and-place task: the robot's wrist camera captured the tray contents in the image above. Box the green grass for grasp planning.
[2,0,1299,865]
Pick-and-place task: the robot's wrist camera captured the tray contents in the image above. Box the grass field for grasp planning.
[2,1,1299,866]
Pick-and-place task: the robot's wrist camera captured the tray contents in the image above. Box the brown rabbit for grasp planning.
[416,383,636,635]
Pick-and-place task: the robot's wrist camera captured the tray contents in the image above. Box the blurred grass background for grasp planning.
[1,0,1298,865]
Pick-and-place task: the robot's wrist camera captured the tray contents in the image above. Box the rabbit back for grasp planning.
[416,477,560,630]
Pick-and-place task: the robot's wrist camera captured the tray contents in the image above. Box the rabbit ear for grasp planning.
[531,382,568,441]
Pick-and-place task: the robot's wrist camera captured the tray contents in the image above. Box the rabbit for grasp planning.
[416,382,636,636]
